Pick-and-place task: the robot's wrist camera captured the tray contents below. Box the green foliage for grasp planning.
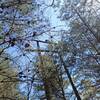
[0,53,26,99]
[18,3,33,15]
[0,36,3,40]
[0,23,3,33]
[36,85,44,91]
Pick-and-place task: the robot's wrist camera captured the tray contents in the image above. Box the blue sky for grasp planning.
[44,0,66,29]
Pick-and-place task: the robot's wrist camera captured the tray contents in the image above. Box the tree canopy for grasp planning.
[0,0,100,100]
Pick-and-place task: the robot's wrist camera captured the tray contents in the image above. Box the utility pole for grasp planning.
[36,41,54,100]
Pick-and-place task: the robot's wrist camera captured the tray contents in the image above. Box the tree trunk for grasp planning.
[59,53,81,100]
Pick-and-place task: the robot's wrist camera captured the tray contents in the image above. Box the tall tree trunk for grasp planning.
[58,53,81,100]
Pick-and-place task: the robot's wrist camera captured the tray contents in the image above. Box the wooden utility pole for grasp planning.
[36,42,67,100]
[36,41,56,100]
